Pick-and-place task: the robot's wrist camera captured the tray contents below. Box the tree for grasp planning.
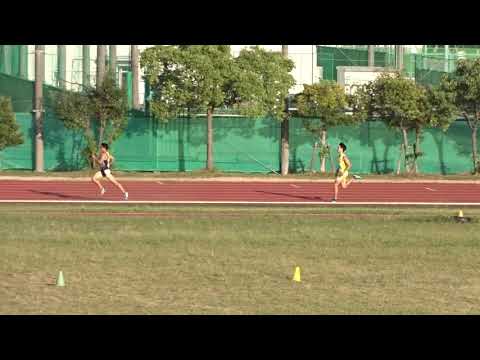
[442,59,480,173]
[295,81,353,172]
[141,45,294,171]
[233,46,294,119]
[0,96,23,152]
[54,72,128,167]
[356,73,427,174]
[422,84,458,174]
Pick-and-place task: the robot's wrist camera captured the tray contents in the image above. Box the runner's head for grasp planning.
[338,143,347,154]
[100,143,109,154]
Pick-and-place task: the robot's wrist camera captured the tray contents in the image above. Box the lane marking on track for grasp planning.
[424,187,437,191]
[290,184,301,188]
[157,181,164,185]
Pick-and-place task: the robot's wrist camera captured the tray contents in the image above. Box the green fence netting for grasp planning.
[1,45,479,175]
[0,113,476,175]
[317,46,399,81]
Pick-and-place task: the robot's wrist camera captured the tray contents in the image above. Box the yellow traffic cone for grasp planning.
[293,266,301,282]
[458,210,464,218]
[56,271,65,287]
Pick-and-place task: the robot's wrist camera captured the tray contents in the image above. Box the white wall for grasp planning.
[231,45,320,94]
[26,45,421,105]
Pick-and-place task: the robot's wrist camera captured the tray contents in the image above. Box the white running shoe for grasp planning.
[124,192,129,201]
[100,188,106,196]
[331,199,337,203]
[353,175,362,180]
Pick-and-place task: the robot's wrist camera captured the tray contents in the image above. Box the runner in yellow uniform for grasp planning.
[332,142,359,203]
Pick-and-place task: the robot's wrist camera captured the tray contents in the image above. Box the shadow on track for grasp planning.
[255,190,325,201]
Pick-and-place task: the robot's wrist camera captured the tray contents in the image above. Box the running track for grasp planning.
[1,180,480,205]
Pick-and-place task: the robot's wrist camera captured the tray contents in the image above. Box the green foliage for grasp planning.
[422,84,457,131]
[141,45,236,119]
[295,81,354,172]
[233,46,295,119]
[54,73,128,167]
[318,143,331,158]
[358,73,425,130]
[90,74,129,146]
[140,45,295,170]
[55,88,91,132]
[354,72,457,174]
[442,59,480,129]
[140,45,295,120]
[296,81,353,136]
[0,96,23,152]
[442,59,480,172]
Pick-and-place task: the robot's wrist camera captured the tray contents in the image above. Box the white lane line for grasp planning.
[425,187,437,191]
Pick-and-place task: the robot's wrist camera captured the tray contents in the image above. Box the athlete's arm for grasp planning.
[92,153,104,166]
[91,153,99,164]
[344,155,352,171]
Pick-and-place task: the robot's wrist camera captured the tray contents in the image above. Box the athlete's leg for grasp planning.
[343,178,354,188]
[333,177,341,200]
[92,171,104,192]
[106,172,126,194]
[340,172,353,189]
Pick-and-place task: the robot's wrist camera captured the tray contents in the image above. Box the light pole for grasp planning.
[131,45,140,110]
[281,45,289,175]
[96,45,106,88]
[34,45,45,172]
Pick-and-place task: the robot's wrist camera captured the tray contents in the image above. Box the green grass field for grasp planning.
[1,204,480,314]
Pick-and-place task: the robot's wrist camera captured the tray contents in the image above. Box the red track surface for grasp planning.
[1,180,480,204]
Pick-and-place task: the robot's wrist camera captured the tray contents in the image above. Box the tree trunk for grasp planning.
[396,145,403,175]
[472,126,478,174]
[401,127,409,174]
[281,118,289,175]
[34,45,45,173]
[98,127,105,150]
[280,45,290,175]
[207,107,214,171]
[320,129,327,173]
[414,127,421,174]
